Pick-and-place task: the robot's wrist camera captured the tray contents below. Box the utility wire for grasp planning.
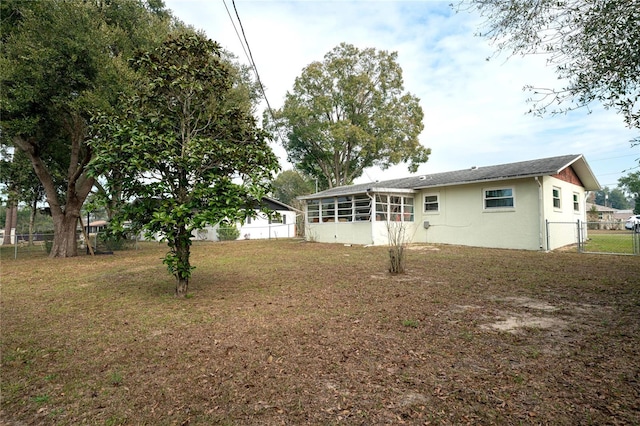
[225,0,279,127]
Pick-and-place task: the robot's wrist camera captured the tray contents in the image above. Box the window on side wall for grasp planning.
[573,193,580,212]
[321,198,336,222]
[424,194,439,212]
[307,200,319,223]
[354,195,371,221]
[403,197,414,222]
[484,188,514,209]
[376,195,388,221]
[553,187,561,210]
[337,196,353,222]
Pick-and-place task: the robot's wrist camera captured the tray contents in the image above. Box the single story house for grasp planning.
[195,197,298,241]
[586,203,632,230]
[299,154,600,251]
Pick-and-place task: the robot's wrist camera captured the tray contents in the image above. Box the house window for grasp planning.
[390,196,403,221]
[376,194,414,222]
[553,187,561,209]
[375,195,388,221]
[307,200,319,223]
[403,197,414,222]
[321,198,335,222]
[484,188,514,209]
[573,193,579,212]
[337,196,353,222]
[424,194,439,212]
[270,214,283,224]
[354,195,371,221]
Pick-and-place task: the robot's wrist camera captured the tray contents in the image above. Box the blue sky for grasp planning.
[164,0,639,189]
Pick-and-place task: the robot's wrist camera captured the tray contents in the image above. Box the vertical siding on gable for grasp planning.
[553,166,584,187]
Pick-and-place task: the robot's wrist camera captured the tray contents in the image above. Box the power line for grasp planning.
[225,0,278,127]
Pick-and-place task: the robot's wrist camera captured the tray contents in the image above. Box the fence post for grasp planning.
[576,219,582,253]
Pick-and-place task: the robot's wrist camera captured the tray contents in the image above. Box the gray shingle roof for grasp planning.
[299,154,599,199]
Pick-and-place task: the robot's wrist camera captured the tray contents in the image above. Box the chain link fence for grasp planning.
[547,220,640,255]
[1,231,140,259]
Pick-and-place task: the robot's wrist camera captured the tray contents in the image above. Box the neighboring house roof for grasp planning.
[258,196,299,212]
[300,154,600,199]
[586,203,619,213]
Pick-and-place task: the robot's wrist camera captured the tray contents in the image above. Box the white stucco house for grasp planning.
[195,197,298,241]
[299,154,600,251]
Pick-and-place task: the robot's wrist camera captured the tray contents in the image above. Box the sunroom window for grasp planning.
[321,198,336,222]
[337,196,353,222]
[354,195,371,221]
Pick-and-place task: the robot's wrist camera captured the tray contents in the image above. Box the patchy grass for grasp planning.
[1,240,639,425]
[583,231,638,254]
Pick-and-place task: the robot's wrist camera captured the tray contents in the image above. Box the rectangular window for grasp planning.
[307,200,319,223]
[354,195,371,221]
[375,195,387,221]
[376,194,414,221]
[484,188,514,209]
[553,187,561,209]
[573,193,579,212]
[389,196,403,221]
[321,198,335,222]
[337,196,353,222]
[424,194,439,212]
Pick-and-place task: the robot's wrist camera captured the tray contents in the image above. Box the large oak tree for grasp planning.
[90,33,279,297]
[271,43,430,189]
[0,0,172,257]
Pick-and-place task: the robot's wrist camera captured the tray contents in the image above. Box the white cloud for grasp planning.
[164,0,639,188]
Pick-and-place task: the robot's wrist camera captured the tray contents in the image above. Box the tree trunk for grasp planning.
[3,201,17,245]
[49,210,80,257]
[28,196,37,246]
[173,226,192,297]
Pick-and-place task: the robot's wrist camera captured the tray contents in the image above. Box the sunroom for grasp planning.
[300,188,417,245]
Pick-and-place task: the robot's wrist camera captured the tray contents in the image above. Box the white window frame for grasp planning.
[376,194,414,222]
[483,187,515,210]
[423,193,439,213]
[552,187,562,210]
[307,200,319,223]
[573,192,580,213]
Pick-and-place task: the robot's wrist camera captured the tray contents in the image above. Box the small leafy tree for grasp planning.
[90,33,279,296]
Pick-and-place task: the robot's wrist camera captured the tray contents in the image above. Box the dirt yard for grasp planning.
[1,240,639,425]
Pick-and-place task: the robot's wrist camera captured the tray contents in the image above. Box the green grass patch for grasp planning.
[583,232,637,254]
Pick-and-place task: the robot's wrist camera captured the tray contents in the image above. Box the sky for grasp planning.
[164,0,639,189]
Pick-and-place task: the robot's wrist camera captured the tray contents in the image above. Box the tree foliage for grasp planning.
[594,187,630,210]
[0,0,173,256]
[618,171,640,214]
[465,0,640,135]
[270,43,430,189]
[90,33,279,296]
[271,170,315,207]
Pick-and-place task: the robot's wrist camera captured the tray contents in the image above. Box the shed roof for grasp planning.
[299,154,600,200]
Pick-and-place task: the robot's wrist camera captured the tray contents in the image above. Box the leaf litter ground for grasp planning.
[1,240,639,425]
